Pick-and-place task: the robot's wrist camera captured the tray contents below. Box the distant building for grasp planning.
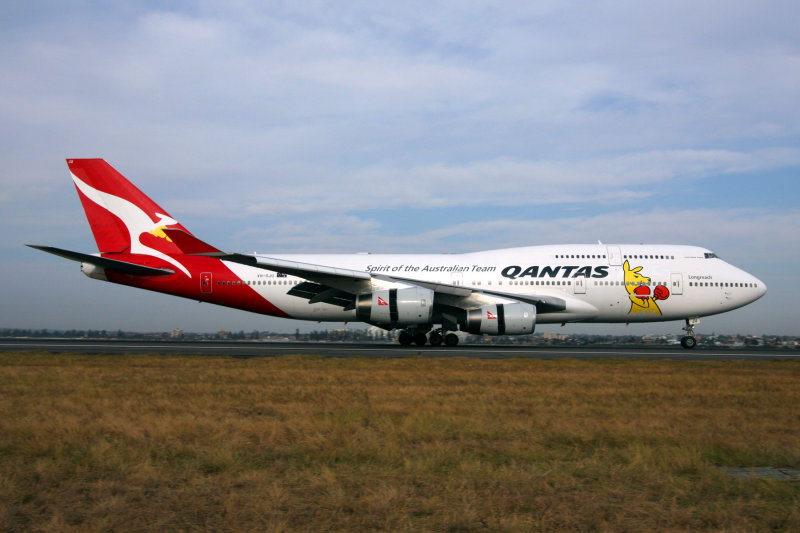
[541,332,568,341]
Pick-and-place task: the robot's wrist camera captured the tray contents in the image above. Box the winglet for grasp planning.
[161,228,226,256]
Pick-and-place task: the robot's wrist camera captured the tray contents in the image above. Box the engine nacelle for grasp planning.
[464,302,536,335]
[355,287,434,326]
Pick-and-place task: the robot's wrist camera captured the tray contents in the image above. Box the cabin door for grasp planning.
[670,272,683,295]
[200,272,213,294]
[606,246,622,266]
[573,275,587,294]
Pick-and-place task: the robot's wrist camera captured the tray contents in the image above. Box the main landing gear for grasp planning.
[680,317,699,349]
[398,328,459,347]
[428,329,459,346]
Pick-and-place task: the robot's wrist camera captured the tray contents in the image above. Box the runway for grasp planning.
[1,338,797,361]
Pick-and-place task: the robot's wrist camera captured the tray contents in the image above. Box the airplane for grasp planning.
[29,159,767,349]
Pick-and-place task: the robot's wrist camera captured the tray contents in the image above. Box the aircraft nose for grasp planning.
[748,274,767,302]
[756,278,767,298]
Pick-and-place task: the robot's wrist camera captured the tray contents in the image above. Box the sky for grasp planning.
[1,1,799,336]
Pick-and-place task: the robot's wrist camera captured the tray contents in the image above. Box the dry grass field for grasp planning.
[1,351,799,532]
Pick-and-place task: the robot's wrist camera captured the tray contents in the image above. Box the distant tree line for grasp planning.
[1,328,137,339]
[0,328,390,342]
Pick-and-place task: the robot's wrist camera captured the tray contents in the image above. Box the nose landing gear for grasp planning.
[681,317,699,349]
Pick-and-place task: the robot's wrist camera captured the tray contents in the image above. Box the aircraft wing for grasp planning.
[161,230,567,314]
[219,254,382,310]
[373,273,567,313]
[222,253,567,314]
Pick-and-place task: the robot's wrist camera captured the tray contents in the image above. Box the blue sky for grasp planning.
[1,1,799,335]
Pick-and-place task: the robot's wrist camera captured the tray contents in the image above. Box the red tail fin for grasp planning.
[67,159,191,255]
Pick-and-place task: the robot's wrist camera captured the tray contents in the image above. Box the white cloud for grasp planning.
[225,206,800,261]
[1,1,798,333]
[231,148,800,216]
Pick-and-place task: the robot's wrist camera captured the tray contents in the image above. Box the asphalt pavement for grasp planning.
[1,339,797,361]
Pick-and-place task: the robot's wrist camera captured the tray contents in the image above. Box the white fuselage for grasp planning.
[221,244,766,324]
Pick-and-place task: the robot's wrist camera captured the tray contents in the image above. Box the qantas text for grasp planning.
[501,265,609,279]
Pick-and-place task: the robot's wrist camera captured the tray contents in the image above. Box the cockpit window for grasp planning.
[704,252,719,259]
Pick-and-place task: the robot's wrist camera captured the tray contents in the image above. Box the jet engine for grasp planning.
[464,302,536,335]
[355,287,434,326]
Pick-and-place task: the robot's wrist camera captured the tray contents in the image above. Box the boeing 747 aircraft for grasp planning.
[30,159,767,348]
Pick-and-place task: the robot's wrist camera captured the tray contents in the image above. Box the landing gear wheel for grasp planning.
[429,332,443,346]
[680,318,699,349]
[398,331,413,346]
[413,332,428,346]
[444,333,459,346]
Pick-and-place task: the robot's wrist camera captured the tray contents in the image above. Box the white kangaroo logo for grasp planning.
[71,173,191,278]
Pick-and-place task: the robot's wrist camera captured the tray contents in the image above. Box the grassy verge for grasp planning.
[1,352,799,531]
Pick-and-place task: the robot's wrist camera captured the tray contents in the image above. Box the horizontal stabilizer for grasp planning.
[161,228,226,256]
[27,245,174,276]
